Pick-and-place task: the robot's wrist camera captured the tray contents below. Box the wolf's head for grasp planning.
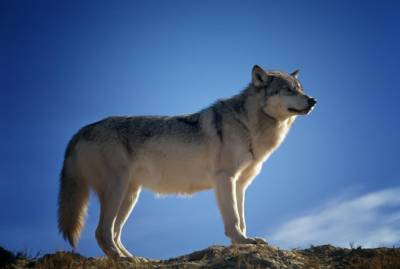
[251,65,316,120]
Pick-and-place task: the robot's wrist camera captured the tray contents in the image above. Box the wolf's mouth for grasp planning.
[288,107,312,115]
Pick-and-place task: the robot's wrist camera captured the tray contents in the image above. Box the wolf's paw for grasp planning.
[121,256,150,263]
[233,236,267,245]
[250,237,267,245]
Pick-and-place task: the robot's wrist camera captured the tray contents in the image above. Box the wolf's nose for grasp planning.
[308,98,317,107]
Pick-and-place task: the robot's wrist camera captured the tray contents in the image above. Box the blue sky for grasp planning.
[1,0,400,259]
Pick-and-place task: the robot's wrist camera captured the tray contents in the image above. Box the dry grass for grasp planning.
[2,244,400,269]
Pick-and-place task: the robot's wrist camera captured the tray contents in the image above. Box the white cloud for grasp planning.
[270,187,400,248]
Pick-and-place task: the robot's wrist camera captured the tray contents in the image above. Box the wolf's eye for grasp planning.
[283,87,295,95]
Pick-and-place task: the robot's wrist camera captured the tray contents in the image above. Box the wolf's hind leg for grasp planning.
[113,184,141,257]
[95,178,128,258]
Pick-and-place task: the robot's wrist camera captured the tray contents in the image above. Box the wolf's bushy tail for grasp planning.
[58,156,89,248]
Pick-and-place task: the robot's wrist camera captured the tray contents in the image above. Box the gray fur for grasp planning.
[62,69,304,161]
[57,65,316,258]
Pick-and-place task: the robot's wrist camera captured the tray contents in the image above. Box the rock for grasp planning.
[1,244,400,269]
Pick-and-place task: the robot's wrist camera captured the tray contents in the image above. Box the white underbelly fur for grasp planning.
[131,140,216,195]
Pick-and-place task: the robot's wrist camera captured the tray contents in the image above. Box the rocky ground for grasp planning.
[1,244,400,269]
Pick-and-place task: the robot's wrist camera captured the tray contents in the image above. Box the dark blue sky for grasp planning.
[1,0,400,259]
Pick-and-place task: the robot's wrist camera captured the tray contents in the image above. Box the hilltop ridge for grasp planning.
[2,244,400,269]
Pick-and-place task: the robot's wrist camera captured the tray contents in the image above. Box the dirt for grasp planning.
[2,244,400,269]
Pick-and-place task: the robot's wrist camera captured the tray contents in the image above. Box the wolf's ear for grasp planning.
[252,65,268,87]
[291,69,300,79]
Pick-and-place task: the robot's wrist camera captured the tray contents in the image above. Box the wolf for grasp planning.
[58,65,316,258]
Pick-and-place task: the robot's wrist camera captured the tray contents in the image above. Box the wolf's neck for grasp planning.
[220,89,295,161]
[251,110,296,161]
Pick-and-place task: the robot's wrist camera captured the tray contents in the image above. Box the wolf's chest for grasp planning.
[253,119,294,161]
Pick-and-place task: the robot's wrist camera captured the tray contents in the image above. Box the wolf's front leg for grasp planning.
[236,182,247,236]
[235,181,267,245]
[214,173,260,244]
